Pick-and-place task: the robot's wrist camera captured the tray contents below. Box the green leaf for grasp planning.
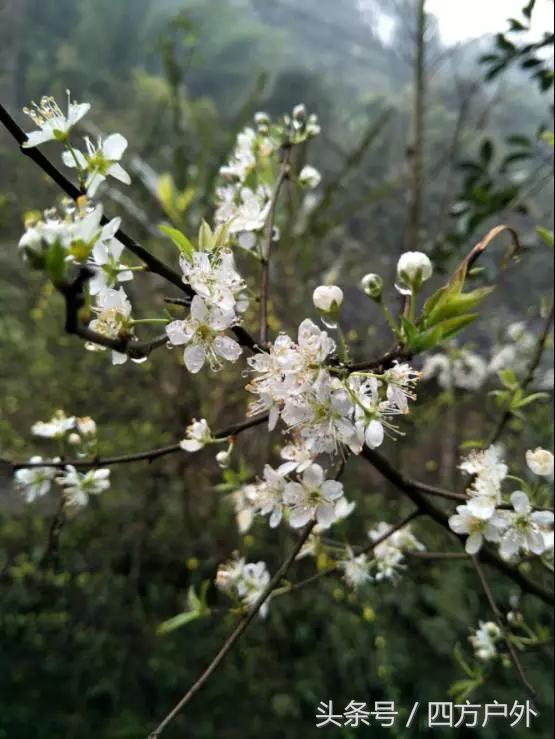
[425,287,494,326]
[156,610,200,635]
[45,241,68,286]
[536,227,554,247]
[159,225,195,259]
[480,139,494,164]
[512,392,549,409]
[198,220,214,251]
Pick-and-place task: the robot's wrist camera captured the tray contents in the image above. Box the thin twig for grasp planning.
[7,413,269,471]
[488,298,554,446]
[259,146,291,346]
[0,102,262,354]
[285,509,422,593]
[149,521,316,738]
[471,555,537,698]
[360,445,554,606]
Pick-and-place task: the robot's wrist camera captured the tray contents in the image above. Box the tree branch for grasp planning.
[488,298,554,445]
[7,413,269,471]
[360,446,554,605]
[259,146,291,346]
[149,520,316,738]
[0,102,262,354]
[471,555,537,698]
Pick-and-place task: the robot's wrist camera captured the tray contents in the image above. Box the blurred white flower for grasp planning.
[14,457,58,502]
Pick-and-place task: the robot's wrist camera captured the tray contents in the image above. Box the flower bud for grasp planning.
[254,111,270,126]
[395,251,433,295]
[298,165,321,189]
[68,433,81,445]
[526,447,554,478]
[216,450,231,469]
[360,273,383,300]
[292,103,306,120]
[312,285,343,313]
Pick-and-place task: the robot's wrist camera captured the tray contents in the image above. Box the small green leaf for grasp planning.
[198,220,214,251]
[159,225,195,259]
[156,610,200,635]
[536,227,554,247]
[45,241,68,286]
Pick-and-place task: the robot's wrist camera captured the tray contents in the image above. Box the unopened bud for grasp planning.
[313,285,343,313]
[360,273,383,300]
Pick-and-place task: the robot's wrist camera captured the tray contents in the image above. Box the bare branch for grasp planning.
[360,445,554,606]
[149,521,316,738]
[489,298,554,445]
[7,413,269,471]
[259,146,292,346]
[471,555,537,698]
[0,102,262,355]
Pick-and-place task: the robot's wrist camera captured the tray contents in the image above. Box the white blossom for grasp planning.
[179,250,247,313]
[180,418,212,452]
[339,548,371,588]
[57,466,110,508]
[88,219,132,295]
[469,621,502,661]
[449,503,510,554]
[283,464,345,528]
[14,457,58,502]
[62,133,130,196]
[298,165,321,189]
[499,491,554,560]
[165,295,242,373]
[368,522,425,581]
[526,448,554,479]
[87,287,136,365]
[32,410,76,439]
[22,92,90,148]
[215,556,271,617]
[422,349,489,392]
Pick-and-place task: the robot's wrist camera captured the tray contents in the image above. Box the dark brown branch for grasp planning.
[7,413,269,471]
[149,521,316,738]
[0,103,186,291]
[471,555,537,698]
[344,346,411,373]
[0,102,262,354]
[259,146,291,347]
[40,496,66,570]
[360,446,554,606]
[60,266,167,359]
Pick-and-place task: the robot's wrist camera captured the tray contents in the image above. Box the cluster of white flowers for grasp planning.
[228,463,350,531]
[19,94,139,366]
[14,411,109,509]
[246,318,420,460]
[165,226,249,372]
[469,621,502,661]
[214,105,320,252]
[215,556,271,618]
[422,347,489,392]
[368,522,425,581]
[449,446,554,559]
[423,318,554,393]
[335,522,425,588]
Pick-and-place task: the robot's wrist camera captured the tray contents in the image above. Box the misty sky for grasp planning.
[428,0,554,44]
